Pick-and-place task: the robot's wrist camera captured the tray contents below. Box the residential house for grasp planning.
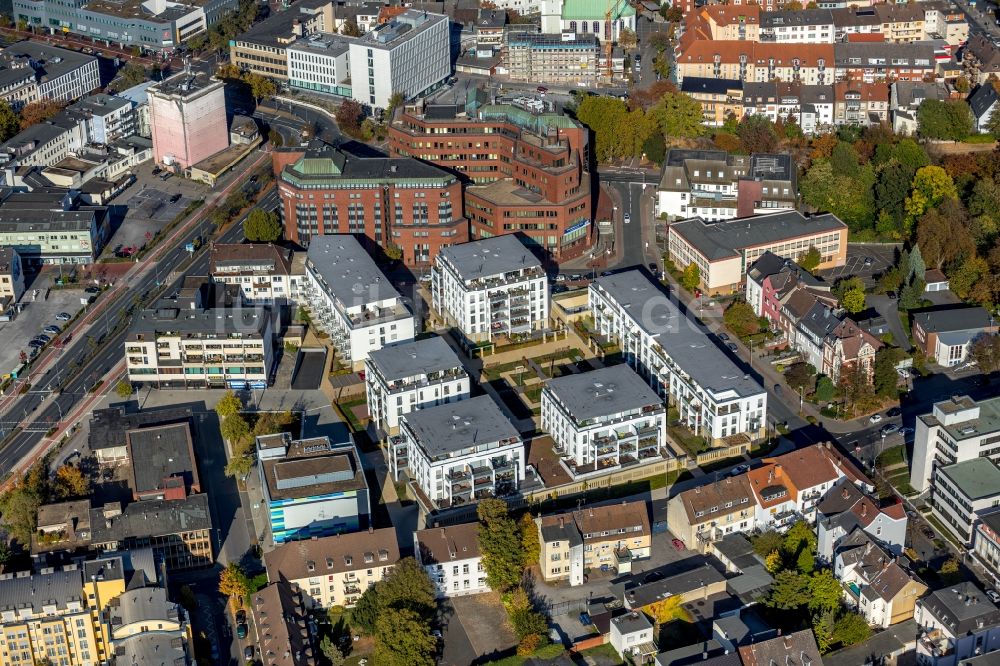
[679,78,744,128]
[252,581,318,666]
[822,317,884,383]
[209,243,303,305]
[674,41,835,86]
[739,629,824,666]
[970,85,1000,134]
[913,306,997,366]
[415,523,487,598]
[536,501,651,586]
[610,612,657,663]
[915,582,1000,665]
[666,475,757,551]
[891,81,949,134]
[816,480,908,562]
[834,529,927,628]
[833,81,890,126]
[964,33,1000,84]
[760,9,836,43]
[540,364,669,479]
[263,527,400,609]
[911,395,1000,493]
[835,42,938,83]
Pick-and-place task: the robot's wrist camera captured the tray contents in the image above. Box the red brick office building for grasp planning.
[274,144,468,266]
[387,100,594,261]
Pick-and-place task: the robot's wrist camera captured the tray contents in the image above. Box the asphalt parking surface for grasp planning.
[820,243,899,288]
[0,283,86,377]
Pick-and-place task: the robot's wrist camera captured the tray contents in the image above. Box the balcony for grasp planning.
[492,458,512,472]
[343,584,361,596]
[448,469,471,483]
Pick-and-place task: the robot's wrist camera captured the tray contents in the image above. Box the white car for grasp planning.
[869,414,883,424]
[988,590,1000,604]
[623,212,631,224]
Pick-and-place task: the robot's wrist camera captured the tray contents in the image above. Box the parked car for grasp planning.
[726,342,738,352]
[235,609,246,625]
[671,538,686,551]
[987,590,1000,604]
[773,384,783,397]
[869,414,883,424]
[899,427,914,437]
[552,285,568,294]
[28,339,45,349]
[84,286,100,294]
[236,623,248,640]
[244,646,255,660]
[169,193,181,203]
[886,407,901,417]
[56,312,72,321]
[648,263,657,272]
[34,334,51,344]
[718,332,729,341]
[43,325,61,335]
[881,424,900,436]
[419,274,432,283]
[730,464,750,476]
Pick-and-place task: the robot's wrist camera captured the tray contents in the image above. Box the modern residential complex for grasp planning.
[148,71,228,170]
[414,523,489,598]
[388,95,594,261]
[299,235,415,366]
[911,395,1000,494]
[431,235,549,342]
[589,270,768,445]
[541,364,669,479]
[0,42,99,110]
[0,191,107,266]
[209,243,304,305]
[931,457,1000,544]
[390,395,524,508]
[666,210,848,295]
[364,335,470,434]
[274,144,467,264]
[256,432,370,544]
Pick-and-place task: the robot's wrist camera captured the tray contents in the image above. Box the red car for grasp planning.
[671,538,685,551]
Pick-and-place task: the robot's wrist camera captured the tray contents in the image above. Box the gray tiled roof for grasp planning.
[670,210,847,262]
[0,568,83,613]
[89,494,211,544]
[919,582,1000,636]
[913,306,994,334]
[402,394,520,458]
[544,364,661,423]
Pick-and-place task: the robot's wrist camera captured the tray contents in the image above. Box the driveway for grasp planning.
[819,243,899,289]
[867,294,911,351]
[439,594,517,665]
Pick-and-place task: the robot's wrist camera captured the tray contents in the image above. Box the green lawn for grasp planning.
[523,385,544,403]
[337,398,368,433]
[481,641,568,665]
[877,445,906,469]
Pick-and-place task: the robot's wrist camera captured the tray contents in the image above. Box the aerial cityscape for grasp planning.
[0,0,997,663]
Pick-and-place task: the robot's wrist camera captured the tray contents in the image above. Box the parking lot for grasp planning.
[819,242,899,288]
[0,278,87,378]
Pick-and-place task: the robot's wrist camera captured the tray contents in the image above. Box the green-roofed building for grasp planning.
[540,0,636,42]
[933,457,1000,544]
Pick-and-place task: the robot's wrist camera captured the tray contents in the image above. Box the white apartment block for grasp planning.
[931,457,1000,545]
[348,10,450,110]
[589,270,767,445]
[414,523,489,598]
[433,234,549,343]
[125,306,273,390]
[760,10,836,43]
[541,364,669,479]
[911,395,1000,495]
[287,34,351,97]
[365,335,470,434]
[0,42,100,110]
[209,243,305,305]
[390,395,524,508]
[300,235,415,367]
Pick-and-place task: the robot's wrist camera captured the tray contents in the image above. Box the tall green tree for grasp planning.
[767,570,812,610]
[244,209,282,242]
[909,244,927,281]
[873,347,905,397]
[216,390,242,419]
[651,92,706,140]
[0,99,19,141]
[477,499,525,593]
[723,300,761,338]
[373,607,437,666]
[918,99,974,140]
[736,115,778,154]
[680,262,700,292]
[798,246,822,273]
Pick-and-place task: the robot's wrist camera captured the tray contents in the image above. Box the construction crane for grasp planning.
[604,0,634,78]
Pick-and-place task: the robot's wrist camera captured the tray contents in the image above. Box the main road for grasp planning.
[0,181,278,482]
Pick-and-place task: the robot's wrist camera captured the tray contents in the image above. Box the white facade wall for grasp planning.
[287,42,351,95]
[38,58,100,104]
[365,365,470,432]
[910,399,1000,494]
[764,22,836,43]
[932,472,1000,545]
[420,553,488,598]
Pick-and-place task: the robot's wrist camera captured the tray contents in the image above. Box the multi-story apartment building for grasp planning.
[835,41,939,83]
[231,0,336,80]
[536,501,651,586]
[667,475,757,551]
[67,93,136,144]
[209,243,304,305]
[931,458,1000,544]
[0,246,24,302]
[666,210,848,295]
[590,270,768,445]
[540,364,668,479]
[124,295,274,390]
[915,583,1000,666]
[656,149,797,221]
[0,42,99,110]
[974,508,1000,589]
[274,144,467,265]
[432,235,549,342]
[414,523,489,598]
[504,32,599,86]
[298,235,415,366]
[347,10,450,109]
[257,432,370,544]
[0,111,88,170]
[388,97,593,261]
[675,42,834,86]
[0,191,106,266]
[680,77,745,127]
[263,527,400,609]
[759,9,836,43]
[390,395,524,508]
[148,72,228,171]
[252,581,318,666]
[834,529,927,628]
[833,80,890,125]
[365,335,470,435]
[911,395,1000,494]
[817,480,907,562]
[682,5,761,42]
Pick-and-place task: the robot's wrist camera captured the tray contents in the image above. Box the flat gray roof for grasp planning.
[544,363,661,423]
[127,422,198,496]
[670,210,846,261]
[0,41,96,89]
[592,270,765,399]
[939,458,1000,501]
[306,234,402,306]
[438,235,543,282]
[367,335,463,381]
[403,394,520,458]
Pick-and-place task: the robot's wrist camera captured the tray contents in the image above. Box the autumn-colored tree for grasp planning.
[218,562,250,605]
[905,165,958,234]
[680,262,700,292]
[53,464,89,500]
[19,99,65,130]
[336,99,364,137]
[114,379,133,399]
[519,512,540,569]
[644,594,688,625]
[215,390,242,419]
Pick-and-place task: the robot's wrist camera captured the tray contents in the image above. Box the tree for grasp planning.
[767,570,812,610]
[477,499,524,593]
[244,73,276,102]
[221,414,251,446]
[18,99,65,130]
[831,612,872,649]
[374,557,436,620]
[385,91,405,119]
[644,594,687,625]
[918,99,974,140]
[110,62,148,93]
[970,333,1000,373]
[801,159,876,230]
[751,530,785,559]
[988,105,1000,139]
[736,115,778,154]
[617,27,637,49]
[0,100,19,141]
[244,209,282,242]
[341,19,362,36]
[114,379,133,399]
[335,99,364,137]
[651,92,706,140]
[218,563,250,603]
[873,347,905,398]
[519,513,540,569]
[383,244,403,262]
[916,202,975,269]
[52,464,89,499]
[224,453,254,479]
[347,585,379,634]
[808,570,842,613]
[0,482,42,545]
[373,607,437,666]
[764,551,783,574]
[216,390,242,419]
[320,636,346,666]
[178,585,197,611]
[642,131,666,165]
[723,300,761,338]
[796,245,821,273]
[829,141,861,178]
[905,166,958,232]
[268,128,284,147]
[841,286,866,314]
[785,363,816,393]
[783,521,817,560]
[796,547,815,574]
[909,244,927,281]
[680,262,700,292]
[815,376,835,402]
